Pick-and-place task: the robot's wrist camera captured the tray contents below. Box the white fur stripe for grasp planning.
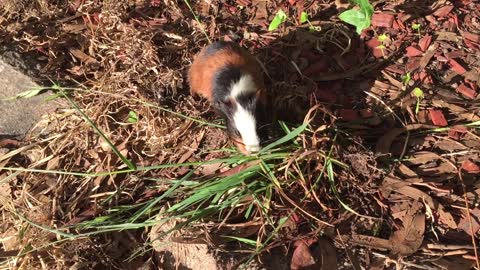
[230,74,256,99]
[232,104,260,153]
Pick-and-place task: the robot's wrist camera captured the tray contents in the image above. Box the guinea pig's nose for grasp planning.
[245,145,260,154]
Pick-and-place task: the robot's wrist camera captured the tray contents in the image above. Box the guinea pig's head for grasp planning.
[214,73,263,155]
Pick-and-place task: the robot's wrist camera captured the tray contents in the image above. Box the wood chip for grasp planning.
[429,109,448,126]
[418,35,432,52]
[461,160,480,174]
[433,5,454,17]
[457,83,477,99]
[448,58,467,74]
[419,42,438,69]
[406,46,424,57]
[371,13,395,28]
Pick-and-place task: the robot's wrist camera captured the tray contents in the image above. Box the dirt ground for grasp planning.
[0,0,479,269]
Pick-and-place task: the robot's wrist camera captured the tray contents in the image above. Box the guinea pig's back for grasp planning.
[188,41,264,101]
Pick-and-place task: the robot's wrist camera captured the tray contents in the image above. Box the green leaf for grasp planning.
[300,11,309,24]
[412,23,421,30]
[2,87,45,100]
[377,33,388,43]
[376,44,386,49]
[127,110,138,123]
[338,9,371,34]
[412,87,424,98]
[268,9,287,31]
[357,0,374,17]
[401,72,411,86]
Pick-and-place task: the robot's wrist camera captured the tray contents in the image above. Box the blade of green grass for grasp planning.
[129,170,194,223]
[182,0,211,43]
[0,170,22,184]
[326,159,373,219]
[0,154,287,177]
[222,236,257,247]
[239,216,289,270]
[260,122,308,153]
[167,164,261,213]
[12,210,75,238]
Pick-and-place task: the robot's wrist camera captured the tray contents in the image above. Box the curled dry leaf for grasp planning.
[291,241,316,270]
[389,200,425,255]
[457,208,480,236]
[291,238,338,270]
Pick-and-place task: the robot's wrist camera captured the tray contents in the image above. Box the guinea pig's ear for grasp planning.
[255,88,267,105]
[222,97,235,108]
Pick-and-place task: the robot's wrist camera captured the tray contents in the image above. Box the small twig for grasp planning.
[427,243,476,250]
[458,169,480,269]
[422,250,469,256]
[182,0,211,44]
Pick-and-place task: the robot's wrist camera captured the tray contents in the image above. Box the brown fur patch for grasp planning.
[188,43,265,101]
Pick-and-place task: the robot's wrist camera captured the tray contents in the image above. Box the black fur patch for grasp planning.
[212,65,242,102]
[211,65,259,139]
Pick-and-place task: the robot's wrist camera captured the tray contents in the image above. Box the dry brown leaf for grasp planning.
[389,200,425,255]
[382,176,457,229]
[405,151,458,176]
[375,124,437,154]
[396,163,418,178]
[434,139,468,152]
[291,241,316,270]
[291,238,338,270]
[69,48,98,65]
[46,156,60,170]
[345,234,393,250]
[457,208,480,236]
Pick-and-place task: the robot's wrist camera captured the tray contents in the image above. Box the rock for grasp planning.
[0,59,59,139]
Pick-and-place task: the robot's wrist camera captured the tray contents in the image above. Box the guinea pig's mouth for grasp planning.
[230,136,260,155]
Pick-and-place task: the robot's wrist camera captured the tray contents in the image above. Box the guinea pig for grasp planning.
[188,41,266,155]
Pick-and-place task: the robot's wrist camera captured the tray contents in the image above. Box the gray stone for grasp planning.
[0,59,58,139]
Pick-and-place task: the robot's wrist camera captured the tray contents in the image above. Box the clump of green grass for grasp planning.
[0,85,359,267]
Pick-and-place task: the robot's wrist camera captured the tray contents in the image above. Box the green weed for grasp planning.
[338,0,374,34]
